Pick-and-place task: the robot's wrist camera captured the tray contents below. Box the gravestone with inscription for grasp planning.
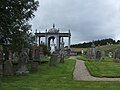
[4,60,13,76]
[31,47,40,71]
[101,50,105,60]
[113,50,120,62]
[96,50,101,61]
[86,48,92,59]
[49,51,58,66]
[60,38,64,63]
[16,48,29,75]
[91,42,96,59]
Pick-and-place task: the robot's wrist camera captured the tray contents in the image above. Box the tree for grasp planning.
[0,0,39,52]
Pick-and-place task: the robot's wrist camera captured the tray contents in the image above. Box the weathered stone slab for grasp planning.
[49,52,58,66]
[16,48,29,75]
[4,60,13,76]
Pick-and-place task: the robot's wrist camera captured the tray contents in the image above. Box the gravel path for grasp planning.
[71,56,120,81]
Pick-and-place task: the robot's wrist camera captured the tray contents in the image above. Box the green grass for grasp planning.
[85,61,120,77]
[1,58,120,90]
[77,55,120,77]
[77,55,113,62]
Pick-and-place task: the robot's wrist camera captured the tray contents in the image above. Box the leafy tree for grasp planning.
[0,0,39,52]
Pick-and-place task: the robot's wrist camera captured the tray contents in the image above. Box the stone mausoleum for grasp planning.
[35,24,71,50]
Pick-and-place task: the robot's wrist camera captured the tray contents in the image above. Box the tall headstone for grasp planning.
[49,51,58,66]
[96,50,101,61]
[31,47,40,71]
[101,50,105,60]
[16,48,29,75]
[0,46,3,80]
[86,48,92,59]
[113,50,120,62]
[4,50,13,76]
[34,47,40,61]
[60,38,64,63]
[4,60,13,76]
[91,42,96,59]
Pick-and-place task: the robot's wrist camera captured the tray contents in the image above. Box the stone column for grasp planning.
[35,29,37,45]
[68,29,71,49]
[56,35,59,50]
[39,37,41,46]
[45,29,48,46]
[68,36,71,49]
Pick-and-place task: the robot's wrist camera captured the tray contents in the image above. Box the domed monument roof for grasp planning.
[48,24,59,33]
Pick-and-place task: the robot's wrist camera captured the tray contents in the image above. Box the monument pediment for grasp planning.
[48,24,59,33]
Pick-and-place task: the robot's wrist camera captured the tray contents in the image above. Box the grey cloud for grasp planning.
[30,0,120,44]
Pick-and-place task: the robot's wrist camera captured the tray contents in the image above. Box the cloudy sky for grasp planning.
[31,0,120,45]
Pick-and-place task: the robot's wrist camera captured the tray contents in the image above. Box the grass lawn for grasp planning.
[1,58,120,90]
[77,55,120,77]
[85,61,120,77]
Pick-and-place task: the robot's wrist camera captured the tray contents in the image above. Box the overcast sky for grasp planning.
[30,0,120,45]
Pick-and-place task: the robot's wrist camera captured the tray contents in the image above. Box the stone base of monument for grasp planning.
[31,61,39,71]
[16,65,29,75]
[4,60,13,76]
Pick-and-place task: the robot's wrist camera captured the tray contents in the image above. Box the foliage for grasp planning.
[71,38,117,48]
[0,0,39,51]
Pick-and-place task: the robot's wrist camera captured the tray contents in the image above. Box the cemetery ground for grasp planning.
[77,56,120,77]
[1,57,120,90]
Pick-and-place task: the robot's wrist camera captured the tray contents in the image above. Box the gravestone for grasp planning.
[86,48,92,59]
[113,50,120,62]
[4,60,13,76]
[101,50,105,60]
[60,38,64,63]
[91,42,96,59]
[31,61,39,71]
[31,47,40,71]
[0,46,3,80]
[16,48,29,75]
[4,50,13,76]
[96,50,101,61]
[34,47,40,61]
[49,51,58,66]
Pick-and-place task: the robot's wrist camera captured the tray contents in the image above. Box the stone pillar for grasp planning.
[39,37,41,46]
[56,36,59,50]
[35,29,37,45]
[68,36,71,49]
[68,29,71,49]
[45,29,47,46]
